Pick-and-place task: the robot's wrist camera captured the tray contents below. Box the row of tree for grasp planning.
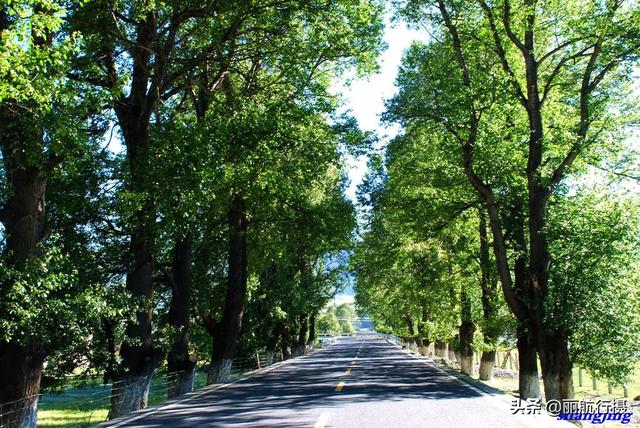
[316,302,358,335]
[355,0,640,403]
[0,1,385,427]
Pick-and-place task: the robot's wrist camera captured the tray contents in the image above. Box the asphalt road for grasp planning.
[101,336,570,428]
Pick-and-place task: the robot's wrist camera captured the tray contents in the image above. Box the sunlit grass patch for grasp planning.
[37,370,211,428]
[37,409,108,427]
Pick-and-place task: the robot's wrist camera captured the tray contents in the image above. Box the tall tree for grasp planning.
[0,2,94,426]
[389,0,640,400]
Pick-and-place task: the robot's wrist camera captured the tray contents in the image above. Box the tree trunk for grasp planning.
[265,351,275,366]
[446,343,455,361]
[479,349,496,378]
[539,331,574,401]
[417,310,430,356]
[208,195,248,384]
[293,314,308,357]
[0,340,45,428]
[520,28,576,402]
[307,314,316,348]
[110,212,158,418]
[434,340,446,357]
[459,321,475,376]
[0,104,48,428]
[103,318,118,385]
[478,213,498,380]
[282,345,291,360]
[167,235,196,398]
[109,30,161,414]
[517,326,540,400]
[459,283,475,376]
[419,339,430,356]
[405,314,416,337]
[108,371,153,419]
[529,199,574,401]
[281,322,293,360]
[266,322,283,366]
[479,351,496,380]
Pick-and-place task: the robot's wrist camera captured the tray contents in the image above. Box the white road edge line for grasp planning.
[314,411,330,428]
[384,339,570,428]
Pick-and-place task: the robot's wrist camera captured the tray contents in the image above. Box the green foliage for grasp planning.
[0,0,76,106]
[316,304,355,335]
[316,310,341,335]
[546,191,640,383]
[0,235,124,359]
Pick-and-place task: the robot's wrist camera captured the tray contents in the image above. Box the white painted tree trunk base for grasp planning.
[208,359,233,384]
[108,373,152,420]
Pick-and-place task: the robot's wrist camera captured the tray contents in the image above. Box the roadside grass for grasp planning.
[37,352,270,428]
[478,360,640,427]
[482,367,640,400]
[481,354,640,401]
[38,371,209,428]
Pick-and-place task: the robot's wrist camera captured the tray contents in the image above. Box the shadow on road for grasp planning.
[103,338,482,427]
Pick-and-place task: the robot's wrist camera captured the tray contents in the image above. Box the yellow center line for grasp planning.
[335,381,345,392]
[314,412,330,428]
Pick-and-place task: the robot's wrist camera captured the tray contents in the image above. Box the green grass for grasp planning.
[36,365,265,428]
[38,382,113,428]
[484,351,640,400]
[482,367,640,400]
[473,354,640,427]
[37,371,210,428]
[38,409,108,428]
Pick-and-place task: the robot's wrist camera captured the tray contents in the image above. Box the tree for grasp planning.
[0,2,103,426]
[545,189,640,384]
[335,303,356,334]
[388,0,640,400]
[316,310,341,335]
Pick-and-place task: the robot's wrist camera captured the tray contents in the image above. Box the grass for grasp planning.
[476,352,640,427]
[36,365,259,428]
[37,371,210,428]
[484,350,640,400]
[37,409,108,428]
[482,367,640,401]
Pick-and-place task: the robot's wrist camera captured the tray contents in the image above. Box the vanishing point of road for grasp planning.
[101,336,569,428]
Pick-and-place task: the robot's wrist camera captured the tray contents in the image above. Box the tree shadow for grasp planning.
[101,339,483,427]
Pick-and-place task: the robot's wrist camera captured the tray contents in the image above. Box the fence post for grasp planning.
[256,351,261,369]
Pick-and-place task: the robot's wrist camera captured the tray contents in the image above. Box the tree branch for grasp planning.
[541,44,595,105]
[478,0,528,107]
[501,0,527,54]
[157,264,177,293]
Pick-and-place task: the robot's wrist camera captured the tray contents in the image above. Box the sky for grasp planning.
[339,18,428,202]
[331,18,428,304]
